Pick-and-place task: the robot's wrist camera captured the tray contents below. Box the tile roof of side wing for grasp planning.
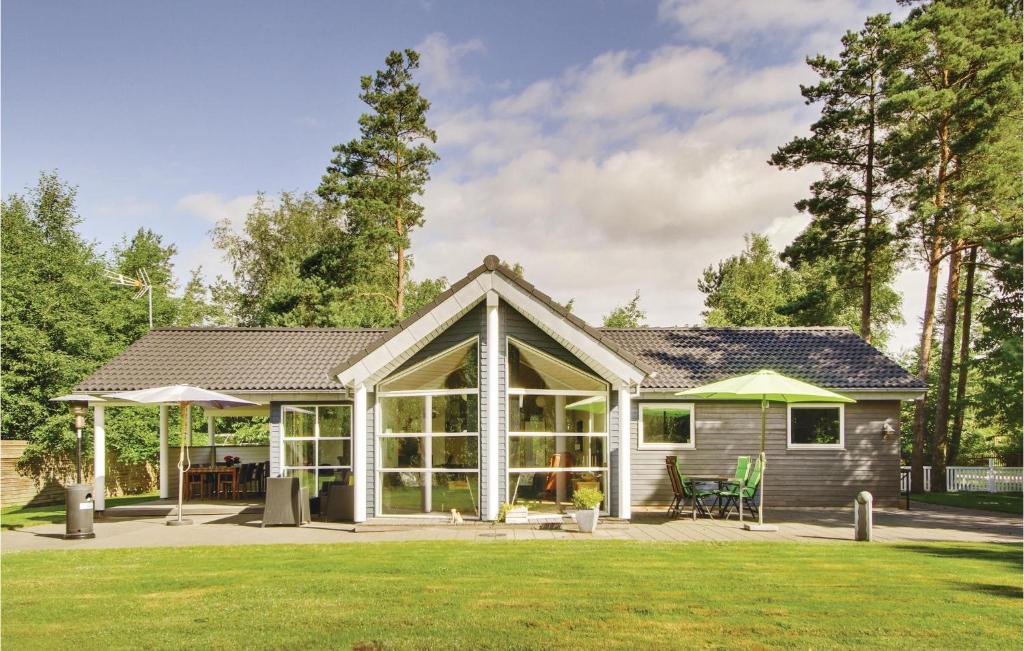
[75,327,387,392]
[597,326,926,390]
[328,255,656,379]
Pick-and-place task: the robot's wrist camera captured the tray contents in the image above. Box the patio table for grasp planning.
[184,466,239,501]
[684,475,732,521]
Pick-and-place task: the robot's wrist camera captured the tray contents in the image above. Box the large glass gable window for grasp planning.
[378,338,480,517]
[282,405,352,495]
[506,339,609,513]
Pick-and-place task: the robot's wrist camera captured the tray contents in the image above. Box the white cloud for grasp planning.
[415,32,485,93]
[177,192,260,228]
[411,27,925,352]
[657,0,896,48]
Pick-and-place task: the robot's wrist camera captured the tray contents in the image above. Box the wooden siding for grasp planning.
[630,399,902,507]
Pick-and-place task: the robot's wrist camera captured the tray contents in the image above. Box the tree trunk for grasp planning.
[860,76,877,344]
[931,242,963,492]
[947,245,977,466]
[396,217,405,320]
[910,117,950,494]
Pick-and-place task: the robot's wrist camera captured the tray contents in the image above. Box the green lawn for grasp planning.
[0,493,158,530]
[912,491,1022,515]
[2,541,1020,649]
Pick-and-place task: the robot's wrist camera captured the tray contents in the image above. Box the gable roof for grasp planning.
[599,327,925,390]
[330,255,653,386]
[75,328,386,392]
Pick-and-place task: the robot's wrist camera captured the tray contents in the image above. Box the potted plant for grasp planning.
[571,487,603,533]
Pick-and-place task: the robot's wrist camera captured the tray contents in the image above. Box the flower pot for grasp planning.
[575,507,599,533]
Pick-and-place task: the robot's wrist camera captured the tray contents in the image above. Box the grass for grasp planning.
[2,541,1020,649]
[0,493,158,530]
[912,491,1022,515]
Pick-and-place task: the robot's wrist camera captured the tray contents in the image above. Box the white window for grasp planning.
[281,404,352,495]
[638,402,695,450]
[376,338,480,517]
[787,404,845,449]
[506,338,609,514]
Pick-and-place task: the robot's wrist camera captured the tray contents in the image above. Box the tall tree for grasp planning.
[698,235,801,326]
[603,291,646,328]
[884,0,1022,491]
[770,14,901,344]
[318,49,439,320]
[946,245,977,465]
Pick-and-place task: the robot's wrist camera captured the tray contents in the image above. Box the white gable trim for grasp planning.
[336,270,646,387]
[491,274,646,385]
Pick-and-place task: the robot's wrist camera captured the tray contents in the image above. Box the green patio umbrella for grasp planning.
[676,369,854,531]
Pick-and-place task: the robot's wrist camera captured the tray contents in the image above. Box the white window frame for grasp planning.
[280,404,353,488]
[375,337,481,518]
[787,403,845,450]
[505,337,611,514]
[637,402,696,450]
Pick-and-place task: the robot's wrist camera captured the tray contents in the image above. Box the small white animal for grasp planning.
[449,509,464,525]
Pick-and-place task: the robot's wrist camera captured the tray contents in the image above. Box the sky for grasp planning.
[2,0,921,352]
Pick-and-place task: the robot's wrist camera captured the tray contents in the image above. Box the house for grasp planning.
[75,255,925,519]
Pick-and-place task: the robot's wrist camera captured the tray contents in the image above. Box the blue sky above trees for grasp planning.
[2,0,921,350]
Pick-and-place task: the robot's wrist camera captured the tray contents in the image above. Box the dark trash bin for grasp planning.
[65,483,96,539]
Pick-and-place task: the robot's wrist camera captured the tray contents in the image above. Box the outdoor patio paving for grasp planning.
[2,502,1019,552]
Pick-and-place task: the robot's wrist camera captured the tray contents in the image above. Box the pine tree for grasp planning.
[318,49,439,320]
[770,14,901,344]
[884,0,1022,491]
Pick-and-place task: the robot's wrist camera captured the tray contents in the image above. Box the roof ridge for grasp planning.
[151,327,390,333]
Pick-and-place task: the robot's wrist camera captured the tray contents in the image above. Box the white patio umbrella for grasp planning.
[105,385,256,526]
[677,370,854,531]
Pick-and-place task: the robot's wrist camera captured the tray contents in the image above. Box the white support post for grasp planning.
[617,386,632,519]
[423,395,432,512]
[554,395,567,506]
[208,415,217,466]
[93,405,106,511]
[353,384,367,522]
[486,290,500,521]
[159,405,169,499]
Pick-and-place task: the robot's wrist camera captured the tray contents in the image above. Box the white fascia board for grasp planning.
[341,277,490,388]
[491,274,646,385]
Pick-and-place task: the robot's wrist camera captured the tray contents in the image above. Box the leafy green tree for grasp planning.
[603,291,646,328]
[883,0,1022,491]
[699,235,801,326]
[318,49,439,320]
[107,228,178,339]
[771,14,901,344]
[176,267,232,327]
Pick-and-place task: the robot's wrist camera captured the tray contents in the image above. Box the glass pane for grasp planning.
[429,473,479,516]
[381,396,424,434]
[318,439,351,467]
[380,437,425,469]
[791,408,841,445]
[508,342,605,391]
[285,468,316,496]
[509,471,606,513]
[317,468,350,492]
[283,407,315,438]
[318,406,351,438]
[432,394,478,433]
[508,394,606,433]
[642,405,692,445]
[380,341,478,391]
[381,472,426,515]
[508,436,606,469]
[431,436,479,469]
[284,440,316,467]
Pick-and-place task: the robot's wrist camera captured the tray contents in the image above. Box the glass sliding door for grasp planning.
[281,405,353,495]
[377,338,480,516]
[506,339,609,513]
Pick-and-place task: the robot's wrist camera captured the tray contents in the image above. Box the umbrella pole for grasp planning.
[168,401,193,526]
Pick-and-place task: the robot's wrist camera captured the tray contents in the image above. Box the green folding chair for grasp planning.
[716,457,762,520]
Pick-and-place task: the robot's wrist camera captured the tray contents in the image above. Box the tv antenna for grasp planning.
[105,268,154,328]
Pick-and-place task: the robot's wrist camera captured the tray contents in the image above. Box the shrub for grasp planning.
[571,487,603,510]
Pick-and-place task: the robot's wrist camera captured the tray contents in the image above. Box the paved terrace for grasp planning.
[2,503,1019,552]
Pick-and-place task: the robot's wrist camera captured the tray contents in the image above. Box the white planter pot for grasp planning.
[575,507,599,533]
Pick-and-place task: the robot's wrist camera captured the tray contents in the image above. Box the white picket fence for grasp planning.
[900,461,1024,493]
